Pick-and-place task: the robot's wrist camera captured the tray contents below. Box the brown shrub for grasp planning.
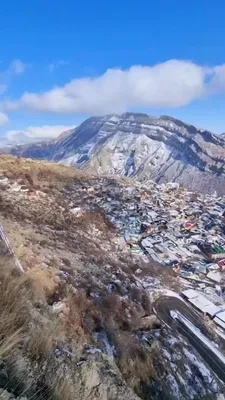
[0,268,30,333]
[76,209,116,235]
[113,332,158,392]
[65,290,94,343]
[0,154,89,190]
[26,267,60,304]
[141,291,152,315]
[26,322,58,361]
[0,258,32,358]
[47,375,75,400]
[62,287,143,344]
[0,330,23,359]
[129,286,143,304]
[101,293,133,331]
[94,291,143,336]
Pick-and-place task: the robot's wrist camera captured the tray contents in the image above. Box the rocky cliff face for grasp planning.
[8,112,225,195]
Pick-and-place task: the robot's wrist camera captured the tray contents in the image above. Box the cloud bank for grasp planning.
[0,59,26,102]
[5,125,74,143]
[48,60,69,72]
[8,59,26,75]
[2,59,225,115]
[0,112,8,126]
[0,85,7,95]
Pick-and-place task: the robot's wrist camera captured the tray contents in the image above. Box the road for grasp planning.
[153,295,225,384]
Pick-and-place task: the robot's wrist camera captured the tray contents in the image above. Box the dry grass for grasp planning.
[66,283,152,336]
[0,154,93,190]
[0,256,72,399]
[0,329,23,359]
[26,267,60,304]
[47,376,75,400]
[103,293,138,331]
[26,323,58,361]
[0,258,30,341]
[113,332,158,393]
[65,289,95,343]
[0,258,32,397]
[76,209,116,235]
[63,287,144,344]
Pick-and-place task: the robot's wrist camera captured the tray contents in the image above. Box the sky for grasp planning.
[1,0,225,143]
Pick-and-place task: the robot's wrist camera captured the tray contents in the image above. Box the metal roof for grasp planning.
[182,289,223,317]
[182,289,199,299]
[188,296,211,312]
[215,311,225,322]
[214,317,225,330]
[202,304,221,317]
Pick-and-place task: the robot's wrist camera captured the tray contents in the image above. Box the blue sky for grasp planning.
[1,0,225,141]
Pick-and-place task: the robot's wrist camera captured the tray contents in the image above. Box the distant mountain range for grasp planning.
[2,112,225,195]
[0,132,51,148]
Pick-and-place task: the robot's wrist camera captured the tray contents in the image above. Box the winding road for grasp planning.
[153,295,225,384]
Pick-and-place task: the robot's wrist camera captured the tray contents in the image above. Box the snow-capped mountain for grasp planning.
[6,112,225,195]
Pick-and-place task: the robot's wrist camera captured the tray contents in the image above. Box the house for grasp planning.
[182,289,221,318]
[214,311,225,330]
[218,259,225,271]
[206,271,222,284]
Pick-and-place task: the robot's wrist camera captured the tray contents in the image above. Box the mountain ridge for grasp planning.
[3,112,225,195]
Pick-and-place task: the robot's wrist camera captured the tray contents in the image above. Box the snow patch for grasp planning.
[166,374,180,399]
[183,348,218,390]
[171,310,225,365]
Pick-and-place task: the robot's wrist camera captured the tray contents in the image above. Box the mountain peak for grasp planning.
[3,112,225,195]
[121,112,149,119]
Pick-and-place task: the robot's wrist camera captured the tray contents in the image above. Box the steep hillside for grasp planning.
[0,155,225,399]
[7,113,225,195]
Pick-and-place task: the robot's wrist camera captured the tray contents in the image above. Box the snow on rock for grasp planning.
[70,206,82,215]
[171,310,225,365]
[93,330,115,357]
[10,112,225,195]
[161,289,184,300]
[183,348,218,391]
[166,374,180,399]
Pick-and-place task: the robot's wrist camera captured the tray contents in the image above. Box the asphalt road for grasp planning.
[153,295,225,384]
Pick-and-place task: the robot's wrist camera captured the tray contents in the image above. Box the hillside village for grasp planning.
[2,157,225,333]
[0,155,225,399]
[92,179,225,329]
[2,0,225,398]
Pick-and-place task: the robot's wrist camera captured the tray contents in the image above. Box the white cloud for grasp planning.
[208,64,225,93]
[8,59,26,75]
[48,60,69,72]
[4,125,74,144]
[0,59,26,97]
[2,59,225,114]
[0,84,7,95]
[0,112,8,126]
[48,63,55,73]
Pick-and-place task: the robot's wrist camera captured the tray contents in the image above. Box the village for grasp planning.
[1,158,225,398]
[93,179,225,332]
[1,168,225,334]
